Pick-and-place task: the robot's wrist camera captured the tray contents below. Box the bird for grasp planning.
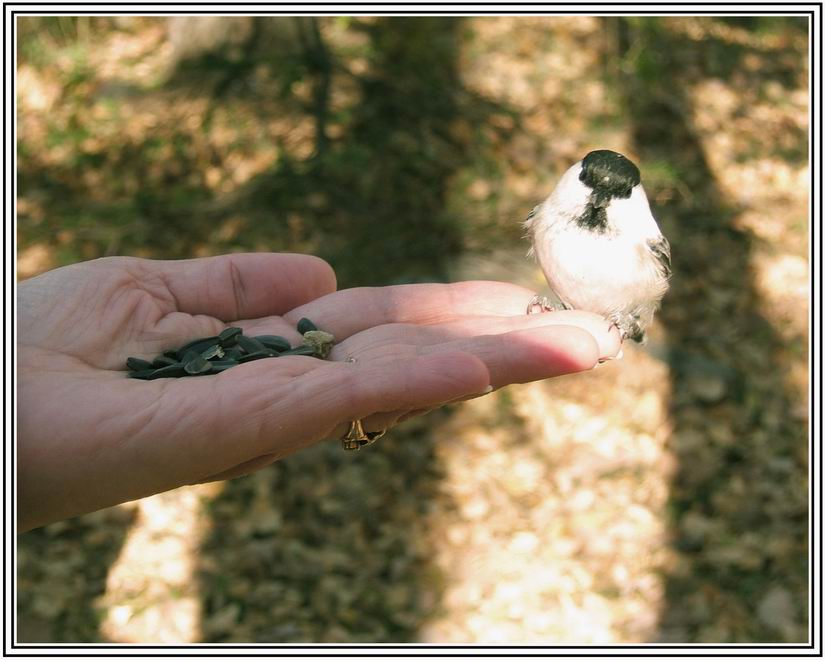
[523,149,671,344]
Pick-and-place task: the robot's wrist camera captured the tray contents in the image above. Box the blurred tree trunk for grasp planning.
[167,16,255,64]
[294,17,332,157]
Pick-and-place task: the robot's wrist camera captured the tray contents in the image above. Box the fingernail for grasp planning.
[481,385,494,394]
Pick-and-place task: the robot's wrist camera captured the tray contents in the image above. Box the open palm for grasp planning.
[17,253,619,531]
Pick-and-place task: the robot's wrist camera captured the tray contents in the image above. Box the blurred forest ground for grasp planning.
[16,16,809,643]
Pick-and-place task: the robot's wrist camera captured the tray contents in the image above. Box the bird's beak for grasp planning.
[591,192,610,209]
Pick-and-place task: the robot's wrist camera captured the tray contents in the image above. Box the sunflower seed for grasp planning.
[209,360,239,372]
[297,317,318,334]
[181,350,202,365]
[177,337,221,360]
[280,345,317,357]
[184,354,213,374]
[129,318,333,381]
[218,327,243,347]
[255,335,292,352]
[145,364,188,379]
[126,357,154,371]
[238,350,277,363]
[128,369,157,380]
[152,355,179,368]
[223,347,244,361]
[236,335,267,354]
[200,344,225,360]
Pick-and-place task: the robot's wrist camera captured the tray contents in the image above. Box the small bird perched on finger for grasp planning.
[524,149,671,344]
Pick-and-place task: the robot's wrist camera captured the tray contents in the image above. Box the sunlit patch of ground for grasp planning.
[418,17,677,642]
[96,484,220,642]
[684,17,810,494]
[422,362,675,643]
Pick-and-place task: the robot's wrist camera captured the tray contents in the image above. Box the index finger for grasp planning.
[151,252,337,321]
[283,280,540,338]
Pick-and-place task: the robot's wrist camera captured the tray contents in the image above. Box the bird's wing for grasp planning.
[647,235,672,279]
[524,203,541,230]
[523,204,543,258]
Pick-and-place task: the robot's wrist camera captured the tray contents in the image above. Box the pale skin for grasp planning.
[17,253,621,532]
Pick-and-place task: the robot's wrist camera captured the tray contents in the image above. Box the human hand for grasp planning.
[17,253,620,531]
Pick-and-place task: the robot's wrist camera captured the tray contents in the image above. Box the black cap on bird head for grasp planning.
[579,150,641,208]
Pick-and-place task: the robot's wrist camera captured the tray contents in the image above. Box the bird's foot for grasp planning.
[598,348,624,363]
[607,320,626,340]
[526,295,555,315]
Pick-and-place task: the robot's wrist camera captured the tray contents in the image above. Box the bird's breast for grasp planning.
[533,225,661,316]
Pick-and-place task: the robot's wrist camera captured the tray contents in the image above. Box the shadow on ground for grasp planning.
[193,17,516,642]
[613,17,808,642]
[16,16,518,643]
[16,508,137,642]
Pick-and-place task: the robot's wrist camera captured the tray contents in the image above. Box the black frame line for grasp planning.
[5,2,822,656]
[0,2,821,5]
[4,7,824,11]
[4,0,8,656]
[811,6,817,655]
[816,3,823,656]
[814,6,821,656]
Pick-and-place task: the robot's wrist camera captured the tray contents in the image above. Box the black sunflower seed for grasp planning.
[130,317,334,380]
[176,336,221,360]
[236,335,267,354]
[184,354,213,375]
[280,345,317,357]
[152,355,179,368]
[218,327,243,347]
[209,360,239,372]
[128,369,157,380]
[126,357,154,371]
[297,317,318,334]
[237,350,277,363]
[181,350,201,365]
[223,347,244,361]
[145,364,188,379]
[255,335,292,352]
[200,344,225,360]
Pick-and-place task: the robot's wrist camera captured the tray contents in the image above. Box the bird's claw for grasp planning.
[607,320,625,339]
[598,320,626,364]
[526,295,555,315]
[598,348,624,364]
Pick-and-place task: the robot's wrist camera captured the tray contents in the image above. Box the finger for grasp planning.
[397,408,431,423]
[239,351,491,457]
[419,325,601,386]
[283,281,543,339]
[193,452,280,484]
[331,309,622,363]
[325,376,495,445]
[438,310,622,360]
[326,409,407,444]
[151,252,337,321]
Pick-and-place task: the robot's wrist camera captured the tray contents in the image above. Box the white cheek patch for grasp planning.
[606,185,661,240]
